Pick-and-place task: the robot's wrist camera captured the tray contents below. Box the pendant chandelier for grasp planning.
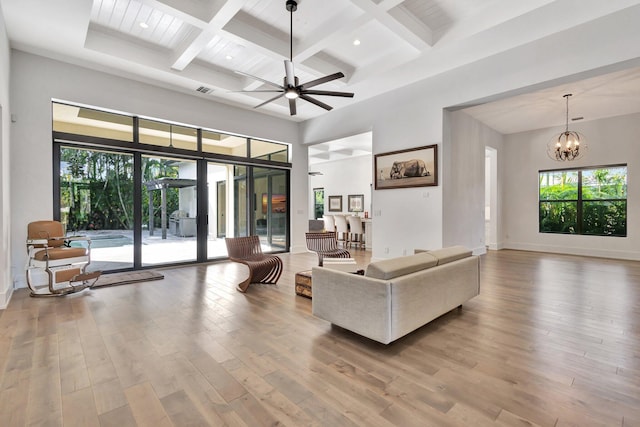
[547,94,587,161]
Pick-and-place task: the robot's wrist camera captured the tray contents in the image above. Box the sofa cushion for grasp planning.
[365,252,438,280]
[428,246,472,265]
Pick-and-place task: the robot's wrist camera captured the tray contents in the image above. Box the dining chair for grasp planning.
[347,215,365,249]
[322,215,335,232]
[333,214,349,247]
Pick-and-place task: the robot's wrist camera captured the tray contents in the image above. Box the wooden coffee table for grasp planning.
[295,270,313,298]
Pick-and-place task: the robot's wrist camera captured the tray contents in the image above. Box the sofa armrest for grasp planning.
[311,267,392,344]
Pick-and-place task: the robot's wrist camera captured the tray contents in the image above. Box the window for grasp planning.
[539,165,627,236]
[53,101,291,271]
[313,188,324,219]
[139,119,197,150]
[250,139,289,162]
[52,101,289,162]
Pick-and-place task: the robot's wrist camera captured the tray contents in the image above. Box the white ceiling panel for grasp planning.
[462,66,640,135]
[242,0,352,37]
[323,19,413,68]
[91,0,197,49]
[3,0,640,123]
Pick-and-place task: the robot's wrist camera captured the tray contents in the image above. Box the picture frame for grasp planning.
[374,144,438,190]
[348,194,364,212]
[328,195,342,212]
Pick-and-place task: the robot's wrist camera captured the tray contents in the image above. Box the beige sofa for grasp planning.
[311,246,480,344]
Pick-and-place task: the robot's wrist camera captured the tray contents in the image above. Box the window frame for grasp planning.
[538,164,627,237]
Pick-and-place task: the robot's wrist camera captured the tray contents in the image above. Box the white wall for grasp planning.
[300,5,640,260]
[503,113,640,260]
[0,4,11,308]
[308,154,372,218]
[444,110,504,254]
[9,51,301,288]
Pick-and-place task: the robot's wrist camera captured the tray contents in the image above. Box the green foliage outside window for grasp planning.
[539,166,627,236]
[313,188,324,219]
[61,148,180,232]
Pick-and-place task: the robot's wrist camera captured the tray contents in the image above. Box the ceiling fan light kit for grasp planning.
[547,94,587,161]
[234,0,354,116]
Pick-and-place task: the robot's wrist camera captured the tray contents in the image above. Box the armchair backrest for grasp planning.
[27,221,65,248]
[225,235,264,259]
[306,232,339,252]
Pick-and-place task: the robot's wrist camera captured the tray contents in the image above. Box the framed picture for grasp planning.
[348,194,364,212]
[328,195,342,212]
[374,144,438,190]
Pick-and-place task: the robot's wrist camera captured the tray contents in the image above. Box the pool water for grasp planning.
[70,234,133,249]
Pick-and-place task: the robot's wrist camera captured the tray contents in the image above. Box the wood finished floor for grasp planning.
[1,249,639,426]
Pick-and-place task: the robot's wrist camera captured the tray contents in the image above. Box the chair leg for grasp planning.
[237,276,252,293]
[26,264,101,297]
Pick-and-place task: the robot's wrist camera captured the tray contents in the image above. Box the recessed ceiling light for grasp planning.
[353,39,361,46]
[225,55,233,60]
[139,22,149,29]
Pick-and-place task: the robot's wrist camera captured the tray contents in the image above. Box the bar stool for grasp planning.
[347,215,364,249]
[322,215,335,232]
[333,214,349,247]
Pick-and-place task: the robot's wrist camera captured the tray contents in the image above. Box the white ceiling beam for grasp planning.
[379,0,406,9]
[348,0,433,51]
[348,49,417,85]
[222,13,348,87]
[170,0,249,71]
[436,0,556,45]
[86,25,239,90]
[293,8,369,63]
[171,30,215,71]
[388,5,434,47]
[137,0,208,29]
[301,53,354,83]
[152,0,224,22]
[222,12,289,60]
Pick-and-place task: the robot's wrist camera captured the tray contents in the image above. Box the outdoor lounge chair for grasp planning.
[26,220,101,297]
[225,235,283,293]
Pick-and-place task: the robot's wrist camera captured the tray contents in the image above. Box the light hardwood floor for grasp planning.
[1,249,639,426]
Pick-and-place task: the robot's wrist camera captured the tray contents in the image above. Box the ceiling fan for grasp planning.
[234,0,354,116]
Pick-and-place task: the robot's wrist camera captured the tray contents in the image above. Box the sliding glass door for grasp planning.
[59,146,134,271]
[253,167,288,251]
[53,101,291,271]
[141,155,198,266]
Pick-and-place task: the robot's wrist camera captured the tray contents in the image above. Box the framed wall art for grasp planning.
[374,144,438,190]
[328,195,343,212]
[347,194,364,212]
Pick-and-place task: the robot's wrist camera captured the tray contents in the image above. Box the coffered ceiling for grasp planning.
[2,0,640,126]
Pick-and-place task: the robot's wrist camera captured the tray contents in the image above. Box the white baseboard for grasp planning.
[487,241,504,250]
[504,242,640,261]
[289,244,308,254]
[472,246,487,256]
[0,286,14,310]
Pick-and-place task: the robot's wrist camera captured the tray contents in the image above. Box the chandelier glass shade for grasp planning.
[547,94,587,161]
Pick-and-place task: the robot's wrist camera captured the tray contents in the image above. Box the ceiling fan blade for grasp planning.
[232,90,285,93]
[235,70,283,90]
[284,60,295,87]
[300,94,333,111]
[289,98,297,116]
[301,89,354,98]
[254,92,286,109]
[300,72,345,90]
